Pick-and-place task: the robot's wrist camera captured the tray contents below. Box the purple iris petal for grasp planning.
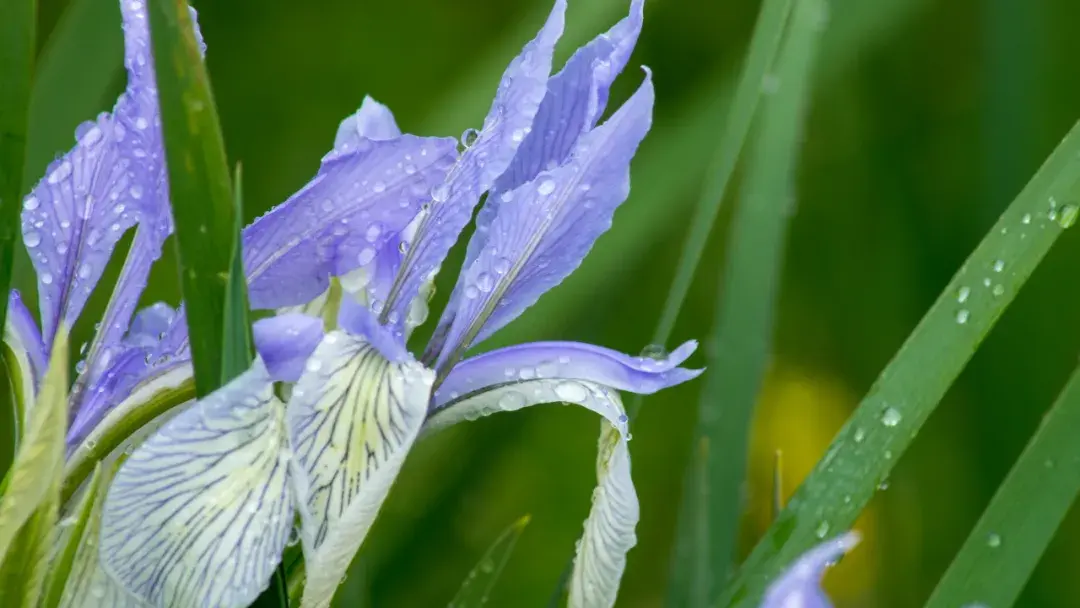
[333,96,402,152]
[431,0,644,359]
[337,296,411,363]
[253,313,324,382]
[761,532,860,608]
[434,72,654,369]
[4,290,46,383]
[20,0,181,349]
[242,134,458,311]
[377,0,566,333]
[432,338,700,411]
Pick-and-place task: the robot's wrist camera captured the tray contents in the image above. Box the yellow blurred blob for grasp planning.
[743,363,878,603]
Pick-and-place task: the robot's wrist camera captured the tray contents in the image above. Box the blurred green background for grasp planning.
[14,0,1080,605]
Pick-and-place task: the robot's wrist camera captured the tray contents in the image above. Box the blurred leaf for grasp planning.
[0,327,68,607]
[645,0,793,357]
[925,362,1080,608]
[717,122,1080,607]
[23,0,122,190]
[221,163,254,385]
[670,0,825,602]
[41,463,101,608]
[449,515,531,608]
[0,0,36,341]
[148,0,240,399]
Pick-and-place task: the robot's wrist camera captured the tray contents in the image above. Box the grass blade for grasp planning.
[449,515,531,608]
[716,122,1080,607]
[41,464,102,608]
[0,0,36,339]
[148,0,240,399]
[667,0,825,603]
[924,362,1080,608]
[221,163,253,384]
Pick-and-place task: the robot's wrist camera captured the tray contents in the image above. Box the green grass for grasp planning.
[667,0,825,603]
[925,361,1080,608]
[716,120,1080,607]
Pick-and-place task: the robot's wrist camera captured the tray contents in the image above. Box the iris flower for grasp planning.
[760,532,860,608]
[3,0,703,606]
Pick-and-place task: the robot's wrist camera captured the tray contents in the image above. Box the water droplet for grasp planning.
[493,257,511,275]
[986,533,1002,548]
[537,179,556,196]
[461,128,479,147]
[357,247,376,266]
[877,479,890,490]
[558,355,571,364]
[815,521,830,539]
[554,381,588,402]
[365,223,382,242]
[48,161,72,184]
[993,259,1005,273]
[398,241,409,254]
[23,196,38,211]
[75,359,87,374]
[479,557,495,573]
[87,229,101,246]
[500,191,514,203]
[372,181,386,193]
[498,391,526,409]
[135,117,149,130]
[77,263,92,280]
[883,450,893,460]
[24,231,41,247]
[431,184,450,202]
[476,272,494,293]
[881,406,902,427]
[853,427,866,443]
[464,285,480,299]
[1057,204,1078,228]
[639,344,668,360]
[130,184,144,199]
[56,242,68,254]
[41,272,53,285]
[1021,213,1032,224]
[956,309,970,324]
[992,284,1004,297]
[957,286,970,304]
[511,128,525,142]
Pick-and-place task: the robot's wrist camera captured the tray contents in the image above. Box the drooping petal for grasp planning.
[99,361,292,608]
[760,532,860,608]
[431,339,702,412]
[252,313,324,382]
[20,0,177,349]
[242,134,457,311]
[428,1,644,359]
[286,330,434,608]
[333,96,402,152]
[3,291,46,414]
[423,379,635,608]
[375,0,566,332]
[433,72,654,369]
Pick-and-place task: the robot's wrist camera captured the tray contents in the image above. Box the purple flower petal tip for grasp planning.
[253,314,325,382]
[761,531,861,608]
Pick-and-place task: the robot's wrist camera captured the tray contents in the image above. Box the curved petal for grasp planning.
[242,134,457,311]
[761,532,860,608]
[253,313,325,382]
[432,339,701,412]
[376,0,566,333]
[3,291,45,414]
[20,0,181,349]
[333,96,401,151]
[99,361,292,608]
[433,72,654,369]
[423,380,635,608]
[286,330,433,608]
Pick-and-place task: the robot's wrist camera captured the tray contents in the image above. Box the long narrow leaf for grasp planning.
[221,163,253,384]
[716,122,1080,607]
[450,515,531,608]
[0,0,36,339]
[41,464,102,608]
[668,0,825,603]
[148,0,239,399]
[924,361,1080,608]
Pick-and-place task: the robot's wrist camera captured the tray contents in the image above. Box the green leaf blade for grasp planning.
[148,0,240,399]
[450,515,531,608]
[716,121,1080,607]
[925,364,1080,608]
[41,464,102,608]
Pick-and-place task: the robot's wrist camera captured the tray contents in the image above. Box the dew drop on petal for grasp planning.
[431,184,450,203]
[460,128,479,147]
[77,263,92,280]
[500,191,514,203]
[48,161,72,184]
[511,128,525,142]
[306,359,323,373]
[537,179,556,196]
[476,272,494,293]
[464,285,480,299]
[372,181,386,193]
[498,391,526,410]
[365,223,382,242]
[493,257,511,275]
[639,344,668,360]
[135,117,149,130]
[554,381,588,402]
[23,196,38,211]
[24,231,41,248]
[130,185,144,199]
[357,247,376,265]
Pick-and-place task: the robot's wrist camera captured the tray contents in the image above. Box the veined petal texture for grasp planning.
[287,330,434,607]
[21,0,177,349]
[424,378,636,608]
[434,72,654,369]
[242,134,458,311]
[100,362,293,608]
[377,0,566,332]
[760,532,860,608]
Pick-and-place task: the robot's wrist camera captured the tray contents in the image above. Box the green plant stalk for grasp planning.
[668,0,825,603]
[148,0,240,399]
[0,0,36,343]
[716,121,1080,607]
[449,515,531,608]
[925,359,1080,608]
[41,464,101,608]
